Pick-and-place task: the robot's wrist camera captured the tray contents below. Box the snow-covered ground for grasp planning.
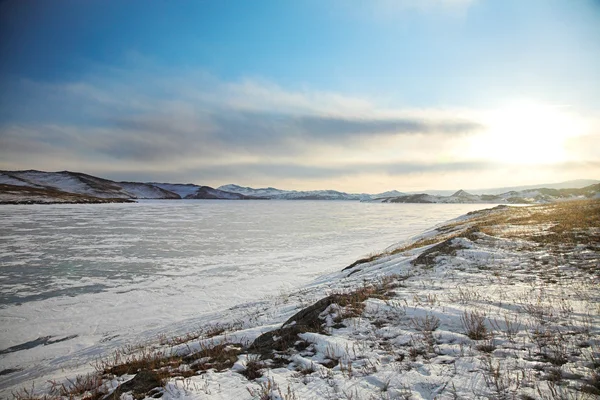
[125,201,596,400]
[0,201,491,396]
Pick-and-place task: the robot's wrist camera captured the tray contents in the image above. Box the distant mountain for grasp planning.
[150,183,203,198]
[373,184,600,204]
[153,183,262,200]
[217,184,404,200]
[471,179,600,195]
[0,170,145,199]
[0,183,134,204]
[417,179,600,196]
[217,184,287,198]
[449,189,480,202]
[2,170,597,205]
[0,170,256,203]
[218,184,361,200]
[372,190,405,199]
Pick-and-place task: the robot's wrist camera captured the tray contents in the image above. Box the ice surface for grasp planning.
[0,200,489,393]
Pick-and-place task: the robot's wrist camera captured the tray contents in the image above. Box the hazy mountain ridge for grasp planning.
[416,179,600,196]
[1,170,598,204]
[149,182,261,200]
[217,184,403,200]
[375,184,600,204]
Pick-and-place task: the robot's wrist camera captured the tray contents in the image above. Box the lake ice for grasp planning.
[0,200,489,391]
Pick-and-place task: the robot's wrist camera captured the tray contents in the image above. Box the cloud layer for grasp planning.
[0,65,597,191]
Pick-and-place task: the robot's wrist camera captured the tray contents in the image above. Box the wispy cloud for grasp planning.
[0,65,484,159]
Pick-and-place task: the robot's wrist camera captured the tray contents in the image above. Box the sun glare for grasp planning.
[470,102,584,165]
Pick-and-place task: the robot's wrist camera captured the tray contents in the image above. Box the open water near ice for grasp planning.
[0,200,490,391]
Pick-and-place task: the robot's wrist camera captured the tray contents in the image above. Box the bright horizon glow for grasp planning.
[469,102,586,165]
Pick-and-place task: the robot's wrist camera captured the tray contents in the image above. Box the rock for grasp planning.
[103,370,163,400]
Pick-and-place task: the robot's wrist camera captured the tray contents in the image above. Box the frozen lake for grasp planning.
[0,200,490,390]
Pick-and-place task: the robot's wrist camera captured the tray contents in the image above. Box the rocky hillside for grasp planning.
[0,184,134,205]
[0,171,253,203]
[152,183,261,200]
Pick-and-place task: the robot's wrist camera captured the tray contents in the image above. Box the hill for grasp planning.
[374,184,600,204]
[0,171,256,203]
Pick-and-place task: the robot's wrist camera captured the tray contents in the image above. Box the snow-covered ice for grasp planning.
[0,200,488,395]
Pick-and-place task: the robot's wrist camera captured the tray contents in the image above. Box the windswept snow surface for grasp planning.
[0,201,489,394]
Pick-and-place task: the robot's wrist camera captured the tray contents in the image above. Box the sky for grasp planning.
[1,0,599,192]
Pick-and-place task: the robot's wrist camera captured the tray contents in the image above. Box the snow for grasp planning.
[372,190,406,198]
[151,184,248,199]
[218,184,283,198]
[2,201,598,400]
[0,173,42,187]
[0,171,131,199]
[118,182,180,199]
[217,184,374,200]
[3,171,597,203]
[9,171,128,198]
[152,183,200,199]
[0,171,179,201]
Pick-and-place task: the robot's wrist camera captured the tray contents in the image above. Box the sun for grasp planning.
[469,102,583,165]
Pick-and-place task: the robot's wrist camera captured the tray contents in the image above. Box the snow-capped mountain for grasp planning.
[217,184,402,200]
[371,189,406,199]
[151,183,261,199]
[150,183,203,199]
[0,170,142,199]
[0,171,253,203]
[217,184,287,198]
[0,171,182,200]
[218,184,361,200]
[373,184,600,204]
[2,170,598,205]
[469,179,600,195]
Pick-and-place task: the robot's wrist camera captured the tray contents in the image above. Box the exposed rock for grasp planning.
[104,370,163,400]
[250,295,338,355]
[412,237,469,268]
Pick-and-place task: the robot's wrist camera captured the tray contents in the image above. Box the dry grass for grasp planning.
[241,355,265,380]
[97,347,177,377]
[475,200,600,245]
[158,321,243,346]
[333,274,402,319]
[48,374,104,399]
[350,200,599,279]
[461,310,489,340]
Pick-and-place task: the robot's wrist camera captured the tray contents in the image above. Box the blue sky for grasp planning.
[1,0,599,191]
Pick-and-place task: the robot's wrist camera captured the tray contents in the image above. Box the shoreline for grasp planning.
[0,199,135,205]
